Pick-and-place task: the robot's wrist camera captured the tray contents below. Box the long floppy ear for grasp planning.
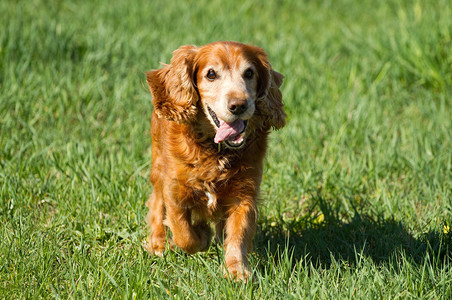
[263,70,286,129]
[248,46,271,99]
[146,45,199,122]
[255,66,286,130]
[249,46,286,130]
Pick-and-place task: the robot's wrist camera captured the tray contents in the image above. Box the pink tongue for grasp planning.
[214,119,245,144]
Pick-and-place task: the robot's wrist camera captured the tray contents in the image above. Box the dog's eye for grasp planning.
[206,69,217,80]
[244,68,254,79]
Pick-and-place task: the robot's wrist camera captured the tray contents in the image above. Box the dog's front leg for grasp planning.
[223,197,257,281]
[166,200,212,254]
[146,189,167,256]
[165,183,212,254]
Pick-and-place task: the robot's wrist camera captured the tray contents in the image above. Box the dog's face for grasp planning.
[197,48,258,125]
[147,41,285,149]
[195,43,265,148]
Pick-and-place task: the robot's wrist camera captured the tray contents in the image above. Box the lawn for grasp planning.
[1,0,451,298]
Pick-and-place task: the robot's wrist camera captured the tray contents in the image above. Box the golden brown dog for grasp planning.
[145,41,285,280]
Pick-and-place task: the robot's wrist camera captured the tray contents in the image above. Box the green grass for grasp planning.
[1,0,451,298]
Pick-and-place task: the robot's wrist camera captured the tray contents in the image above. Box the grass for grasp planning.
[1,0,451,298]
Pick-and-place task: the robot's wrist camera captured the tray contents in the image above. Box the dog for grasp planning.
[145,41,285,281]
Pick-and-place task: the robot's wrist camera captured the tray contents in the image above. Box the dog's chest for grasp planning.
[205,191,216,209]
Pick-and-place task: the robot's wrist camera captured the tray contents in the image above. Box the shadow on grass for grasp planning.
[255,196,451,268]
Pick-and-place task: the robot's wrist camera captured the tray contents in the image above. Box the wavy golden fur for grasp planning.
[145,41,285,281]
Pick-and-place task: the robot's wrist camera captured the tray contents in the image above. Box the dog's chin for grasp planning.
[224,135,246,149]
[205,106,248,149]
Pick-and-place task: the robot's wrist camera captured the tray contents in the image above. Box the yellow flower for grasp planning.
[443,222,450,234]
[313,213,324,225]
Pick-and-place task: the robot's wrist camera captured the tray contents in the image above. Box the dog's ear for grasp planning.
[249,46,286,130]
[248,46,271,100]
[254,59,286,130]
[262,70,286,129]
[146,45,199,122]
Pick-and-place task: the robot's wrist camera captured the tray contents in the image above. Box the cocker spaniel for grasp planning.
[145,41,285,281]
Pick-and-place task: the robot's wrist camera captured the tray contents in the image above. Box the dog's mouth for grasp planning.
[207,106,248,149]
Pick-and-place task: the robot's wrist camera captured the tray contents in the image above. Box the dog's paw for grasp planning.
[192,221,212,252]
[225,259,252,282]
[145,237,173,256]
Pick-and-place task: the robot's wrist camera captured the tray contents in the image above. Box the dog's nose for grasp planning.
[228,98,248,115]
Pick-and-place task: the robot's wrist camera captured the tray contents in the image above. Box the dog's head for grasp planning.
[146,41,285,149]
